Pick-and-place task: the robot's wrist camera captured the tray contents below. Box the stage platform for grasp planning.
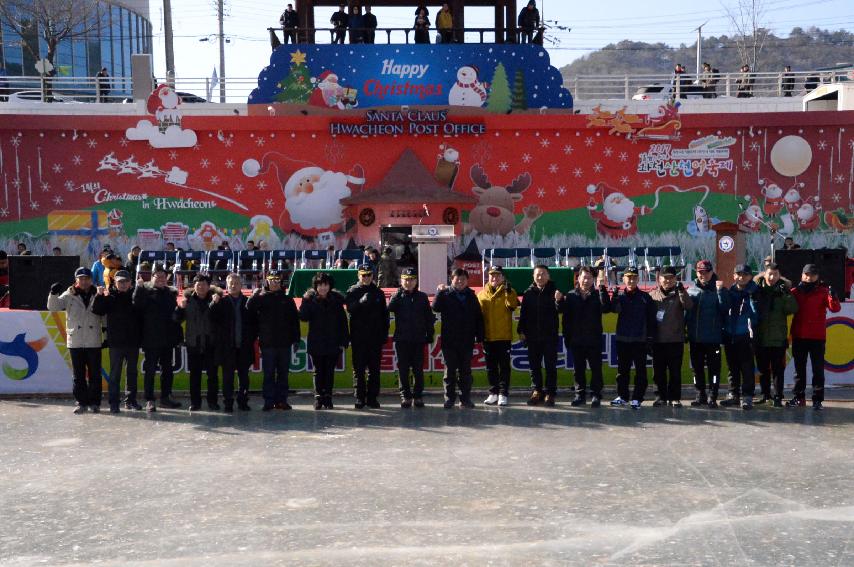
[1,396,853,565]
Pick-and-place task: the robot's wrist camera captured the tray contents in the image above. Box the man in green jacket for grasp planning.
[754,262,798,406]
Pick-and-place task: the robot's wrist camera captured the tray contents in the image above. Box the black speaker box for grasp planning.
[775,248,846,294]
[9,255,81,310]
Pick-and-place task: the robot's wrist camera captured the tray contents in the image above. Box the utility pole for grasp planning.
[694,20,708,78]
[217,0,226,103]
[163,0,175,83]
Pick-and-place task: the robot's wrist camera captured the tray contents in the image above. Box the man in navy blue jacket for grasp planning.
[611,267,657,409]
[721,264,759,409]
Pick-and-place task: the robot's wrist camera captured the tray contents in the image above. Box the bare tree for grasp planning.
[723,0,770,70]
[0,0,106,74]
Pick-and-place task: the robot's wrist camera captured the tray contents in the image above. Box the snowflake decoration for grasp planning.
[12,179,21,190]
[548,163,559,174]
[52,163,63,174]
[619,176,629,186]
[40,182,50,192]
[593,163,603,173]
[223,138,233,148]
[750,141,761,151]
[521,153,532,163]
[119,138,129,147]
[539,138,550,148]
[53,195,63,205]
[0,208,8,218]
[209,176,220,185]
[257,180,267,191]
[557,185,566,196]
[848,139,854,150]
[255,137,266,147]
[817,140,827,151]
[200,158,210,168]
[169,150,178,160]
[563,145,573,155]
[834,174,845,184]
[324,140,346,164]
[472,140,493,163]
[603,147,613,157]
[717,180,728,190]
[584,137,594,147]
[64,180,76,191]
[498,161,509,172]
[234,184,244,194]
[10,136,21,148]
[265,198,274,208]
[224,159,235,169]
[742,161,752,170]
[192,144,201,151]
[87,138,97,149]
[29,201,39,210]
[618,152,628,162]
[573,168,583,178]
[536,187,546,198]
[832,193,842,203]
[71,155,83,166]
[642,179,652,189]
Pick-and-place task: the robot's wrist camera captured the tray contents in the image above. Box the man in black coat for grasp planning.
[433,268,484,408]
[388,268,434,408]
[518,265,562,406]
[279,3,299,44]
[363,6,378,44]
[247,271,300,411]
[559,266,611,407]
[132,264,183,412]
[211,273,256,412]
[611,267,657,409]
[175,274,222,412]
[92,270,142,413]
[344,264,389,409]
[330,4,348,44]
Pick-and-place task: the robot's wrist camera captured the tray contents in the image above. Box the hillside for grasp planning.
[559,27,854,78]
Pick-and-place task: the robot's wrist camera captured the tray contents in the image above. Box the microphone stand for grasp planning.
[737,202,786,263]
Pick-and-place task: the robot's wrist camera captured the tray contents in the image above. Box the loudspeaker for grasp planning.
[9,255,81,310]
[775,248,847,294]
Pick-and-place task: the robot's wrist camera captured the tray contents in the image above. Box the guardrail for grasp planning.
[568,69,852,101]
[267,25,540,46]
[0,75,134,103]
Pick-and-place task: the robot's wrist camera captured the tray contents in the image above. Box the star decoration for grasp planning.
[71,155,82,166]
[521,153,532,163]
[548,163,559,174]
[563,145,573,155]
[603,147,613,157]
[593,163,603,173]
[200,158,210,168]
[234,184,244,194]
[52,163,63,174]
[619,176,629,186]
[498,161,509,172]
[618,152,628,162]
[224,159,235,169]
[87,138,97,149]
[290,50,307,65]
[257,180,267,190]
[209,176,220,185]
[53,195,63,205]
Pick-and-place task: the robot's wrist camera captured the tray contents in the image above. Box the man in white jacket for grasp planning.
[47,267,105,414]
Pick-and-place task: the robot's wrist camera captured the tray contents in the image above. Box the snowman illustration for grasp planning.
[449,66,488,107]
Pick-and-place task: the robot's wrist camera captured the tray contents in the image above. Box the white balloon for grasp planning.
[242,158,261,177]
[770,135,812,177]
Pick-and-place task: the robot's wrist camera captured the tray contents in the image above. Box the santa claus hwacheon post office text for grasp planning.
[329,109,486,136]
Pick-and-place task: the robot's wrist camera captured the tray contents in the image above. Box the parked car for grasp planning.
[631,83,706,101]
[4,90,82,104]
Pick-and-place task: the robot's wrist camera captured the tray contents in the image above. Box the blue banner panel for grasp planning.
[249,43,572,110]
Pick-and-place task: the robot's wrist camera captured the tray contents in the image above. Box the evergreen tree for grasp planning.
[275,60,313,104]
[486,62,511,113]
[511,69,528,111]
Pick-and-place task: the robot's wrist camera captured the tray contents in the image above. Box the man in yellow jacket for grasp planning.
[477,265,519,406]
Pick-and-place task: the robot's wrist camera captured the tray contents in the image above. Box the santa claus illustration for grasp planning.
[795,197,822,231]
[307,70,356,109]
[586,182,653,239]
[783,185,804,216]
[243,152,365,234]
[759,179,785,216]
[147,84,182,132]
[737,196,764,232]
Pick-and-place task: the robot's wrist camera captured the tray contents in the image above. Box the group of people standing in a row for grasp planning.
[48,256,840,415]
[672,62,815,99]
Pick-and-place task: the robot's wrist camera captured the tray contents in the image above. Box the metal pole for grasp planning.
[218,0,226,103]
[694,21,708,79]
[163,0,175,77]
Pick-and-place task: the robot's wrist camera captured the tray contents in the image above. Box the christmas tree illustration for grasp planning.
[486,62,511,113]
[275,50,313,104]
[511,69,528,111]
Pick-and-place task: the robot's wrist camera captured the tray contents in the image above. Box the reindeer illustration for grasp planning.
[463,164,543,236]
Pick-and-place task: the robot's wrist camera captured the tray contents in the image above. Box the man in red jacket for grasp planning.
[788,264,841,410]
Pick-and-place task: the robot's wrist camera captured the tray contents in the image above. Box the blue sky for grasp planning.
[150,0,854,83]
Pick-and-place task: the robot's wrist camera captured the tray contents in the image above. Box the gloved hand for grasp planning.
[50,282,63,295]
